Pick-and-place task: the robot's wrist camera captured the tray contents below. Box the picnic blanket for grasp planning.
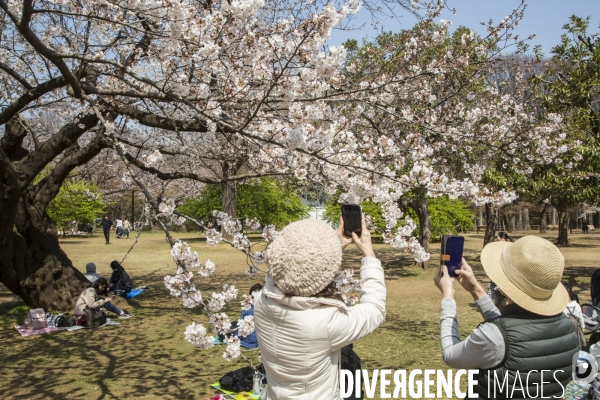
[14,325,66,337]
[15,318,120,336]
[210,383,259,400]
[64,318,120,331]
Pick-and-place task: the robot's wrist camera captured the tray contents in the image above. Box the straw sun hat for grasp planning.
[480,235,569,316]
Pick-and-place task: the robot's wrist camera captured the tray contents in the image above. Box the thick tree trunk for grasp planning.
[221,162,237,241]
[539,203,550,233]
[0,116,106,309]
[483,203,497,247]
[555,203,570,246]
[523,207,530,230]
[412,193,430,269]
[0,187,88,310]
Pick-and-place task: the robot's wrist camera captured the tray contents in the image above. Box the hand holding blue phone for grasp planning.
[441,235,465,278]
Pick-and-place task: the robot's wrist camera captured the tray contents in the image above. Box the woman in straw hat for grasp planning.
[434,235,579,398]
[254,214,386,400]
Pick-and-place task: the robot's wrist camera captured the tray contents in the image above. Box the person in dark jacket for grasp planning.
[109,260,134,296]
[100,215,113,244]
[434,236,578,399]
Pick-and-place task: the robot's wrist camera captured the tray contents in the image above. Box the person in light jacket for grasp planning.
[73,278,132,318]
[254,214,386,400]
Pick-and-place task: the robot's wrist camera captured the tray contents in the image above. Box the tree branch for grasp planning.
[33,131,113,209]
[0,61,32,89]
[0,75,68,125]
[0,0,83,98]
[14,112,99,187]
[124,152,288,183]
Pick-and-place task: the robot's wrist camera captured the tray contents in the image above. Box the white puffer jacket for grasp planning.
[254,256,386,400]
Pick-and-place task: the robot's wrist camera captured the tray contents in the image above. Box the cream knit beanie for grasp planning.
[267,219,342,296]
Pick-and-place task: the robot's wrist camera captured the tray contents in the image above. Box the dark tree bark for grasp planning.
[0,116,111,310]
[483,202,498,247]
[539,203,550,233]
[523,207,530,230]
[221,161,239,241]
[7,189,89,310]
[410,191,431,269]
[555,201,570,246]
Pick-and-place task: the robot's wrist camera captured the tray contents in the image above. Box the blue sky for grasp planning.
[330,0,600,55]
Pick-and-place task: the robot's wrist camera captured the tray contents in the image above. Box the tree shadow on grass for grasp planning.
[0,300,227,400]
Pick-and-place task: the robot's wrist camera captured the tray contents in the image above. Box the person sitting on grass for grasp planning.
[74,278,132,319]
[109,261,134,296]
[434,236,578,398]
[238,283,263,349]
[84,262,102,283]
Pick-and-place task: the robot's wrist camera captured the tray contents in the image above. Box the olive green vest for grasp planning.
[474,304,579,399]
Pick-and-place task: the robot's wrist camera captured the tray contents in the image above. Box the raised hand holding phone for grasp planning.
[440,235,465,278]
[341,204,362,238]
[352,213,374,257]
[434,264,455,298]
[454,258,486,300]
[337,211,374,257]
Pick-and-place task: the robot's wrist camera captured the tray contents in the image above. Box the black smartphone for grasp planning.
[441,235,465,278]
[341,204,362,237]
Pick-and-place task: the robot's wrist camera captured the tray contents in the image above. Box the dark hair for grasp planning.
[110,260,121,270]
[562,282,579,304]
[92,278,109,295]
[312,281,344,301]
[498,231,513,242]
[249,283,263,295]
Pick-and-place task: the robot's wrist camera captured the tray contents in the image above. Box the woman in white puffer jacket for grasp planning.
[254,214,386,400]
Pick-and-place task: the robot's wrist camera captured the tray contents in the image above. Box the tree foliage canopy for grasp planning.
[46,178,106,229]
[178,179,309,229]
[322,195,473,241]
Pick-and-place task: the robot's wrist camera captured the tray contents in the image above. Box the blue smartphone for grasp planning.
[441,235,465,278]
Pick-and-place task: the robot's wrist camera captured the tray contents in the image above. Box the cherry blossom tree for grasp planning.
[0,0,580,364]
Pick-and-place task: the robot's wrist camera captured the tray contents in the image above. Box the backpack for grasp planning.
[83,306,107,328]
[341,344,362,400]
[219,364,265,393]
[26,308,47,330]
[55,314,76,327]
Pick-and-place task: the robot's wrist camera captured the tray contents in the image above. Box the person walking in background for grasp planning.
[100,215,112,245]
[254,215,386,399]
[115,218,123,238]
[123,219,131,238]
[434,236,577,398]
[583,220,590,234]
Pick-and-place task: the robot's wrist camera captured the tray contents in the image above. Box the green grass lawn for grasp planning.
[0,229,598,399]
